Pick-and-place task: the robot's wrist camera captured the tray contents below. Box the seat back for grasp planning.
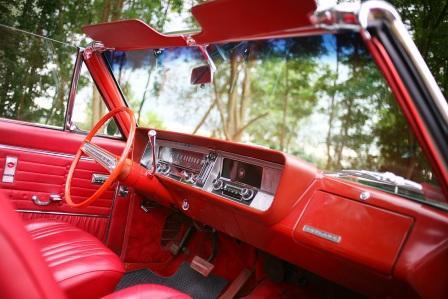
[0,191,66,299]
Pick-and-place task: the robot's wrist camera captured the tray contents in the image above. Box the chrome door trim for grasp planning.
[0,143,93,161]
[16,209,108,218]
[65,47,84,131]
[0,117,64,131]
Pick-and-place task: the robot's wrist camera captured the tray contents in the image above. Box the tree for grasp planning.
[390,0,448,97]
[0,0,186,129]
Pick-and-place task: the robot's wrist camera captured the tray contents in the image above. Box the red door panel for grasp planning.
[0,120,125,241]
[0,121,124,155]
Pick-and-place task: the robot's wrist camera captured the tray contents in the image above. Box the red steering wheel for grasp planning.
[65,107,136,208]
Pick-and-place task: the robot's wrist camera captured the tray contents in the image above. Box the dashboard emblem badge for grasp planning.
[303,225,342,243]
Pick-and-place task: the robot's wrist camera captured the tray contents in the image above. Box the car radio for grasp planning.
[212,178,257,203]
[211,158,262,204]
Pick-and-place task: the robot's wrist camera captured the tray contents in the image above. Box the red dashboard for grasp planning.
[123,127,448,298]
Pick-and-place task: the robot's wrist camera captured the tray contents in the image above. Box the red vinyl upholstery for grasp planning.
[25,220,125,299]
[0,190,191,298]
[103,284,191,299]
[0,193,65,299]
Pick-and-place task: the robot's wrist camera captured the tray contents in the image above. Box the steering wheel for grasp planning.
[65,107,136,208]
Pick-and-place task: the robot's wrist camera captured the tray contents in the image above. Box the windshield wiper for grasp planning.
[326,169,423,196]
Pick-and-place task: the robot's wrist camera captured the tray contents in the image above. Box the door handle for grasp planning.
[91,173,109,185]
[32,194,63,206]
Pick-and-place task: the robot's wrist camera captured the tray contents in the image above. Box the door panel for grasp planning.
[0,121,125,241]
[0,121,124,155]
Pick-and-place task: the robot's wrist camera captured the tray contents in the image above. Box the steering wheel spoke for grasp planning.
[81,142,117,173]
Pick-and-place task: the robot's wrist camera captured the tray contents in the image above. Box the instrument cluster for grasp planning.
[141,140,282,211]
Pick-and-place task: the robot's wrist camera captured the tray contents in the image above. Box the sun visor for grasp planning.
[82,19,187,51]
[82,0,318,50]
[191,0,318,44]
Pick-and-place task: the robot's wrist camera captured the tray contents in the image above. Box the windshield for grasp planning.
[105,32,444,207]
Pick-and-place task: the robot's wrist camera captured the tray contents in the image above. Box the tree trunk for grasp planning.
[91,87,103,129]
[226,53,240,139]
[326,38,340,169]
[279,60,289,151]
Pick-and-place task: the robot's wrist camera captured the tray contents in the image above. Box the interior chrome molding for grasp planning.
[311,2,362,32]
[16,209,108,218]
[357,0,448,123]
[141,139,283,211]
[0,117,65,132]
[81,142,117,172]
[65,47,84,131]
[0,143,93,161]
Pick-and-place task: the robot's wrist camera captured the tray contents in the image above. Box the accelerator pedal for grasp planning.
[191,229,218,277]
[191,255,215,277]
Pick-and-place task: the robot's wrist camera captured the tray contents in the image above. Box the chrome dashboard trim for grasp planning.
[141,139,283,211]
[216,150,283,171]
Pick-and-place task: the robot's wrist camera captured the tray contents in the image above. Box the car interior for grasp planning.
[0,0,447,299]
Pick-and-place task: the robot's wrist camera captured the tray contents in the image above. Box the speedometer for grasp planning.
[158,146,205,172]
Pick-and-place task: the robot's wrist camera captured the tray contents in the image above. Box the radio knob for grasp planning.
[240,188,254,201]
[159,163,170,175]
[182,171,195,183]
[212,179,224,191]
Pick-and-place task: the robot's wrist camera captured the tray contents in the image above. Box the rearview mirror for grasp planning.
[191,65,213,85]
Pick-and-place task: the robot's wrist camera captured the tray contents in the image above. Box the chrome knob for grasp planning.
[158,162,170,175]
[240,188,254,201]
[212,179,224,191]
[182,171,195,183]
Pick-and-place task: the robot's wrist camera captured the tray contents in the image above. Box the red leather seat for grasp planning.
[103,284,191,299]
[25,220,125,299]
[0,190,191,299]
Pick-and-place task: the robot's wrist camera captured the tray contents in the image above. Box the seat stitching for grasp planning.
[40,240,98,254]
[47,252,114,267]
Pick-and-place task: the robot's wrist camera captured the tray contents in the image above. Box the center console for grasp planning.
[140,140,282,211]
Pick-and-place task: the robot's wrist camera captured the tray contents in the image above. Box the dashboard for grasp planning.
[140,140,282,211]
[126,128,448,299]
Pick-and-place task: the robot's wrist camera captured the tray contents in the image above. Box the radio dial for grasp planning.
[182,171,195,183]
[212,179,224,191]
[240,188,254,201]
[157,162,170,175]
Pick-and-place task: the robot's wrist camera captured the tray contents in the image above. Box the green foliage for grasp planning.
[391,0,448,97]
[0,0,441,194]
[140,111,166,129]
[0,0,190,129]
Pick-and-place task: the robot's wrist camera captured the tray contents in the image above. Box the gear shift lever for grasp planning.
[147,129,157,176]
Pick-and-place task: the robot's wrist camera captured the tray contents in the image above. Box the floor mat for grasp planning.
[116,262,228,299]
